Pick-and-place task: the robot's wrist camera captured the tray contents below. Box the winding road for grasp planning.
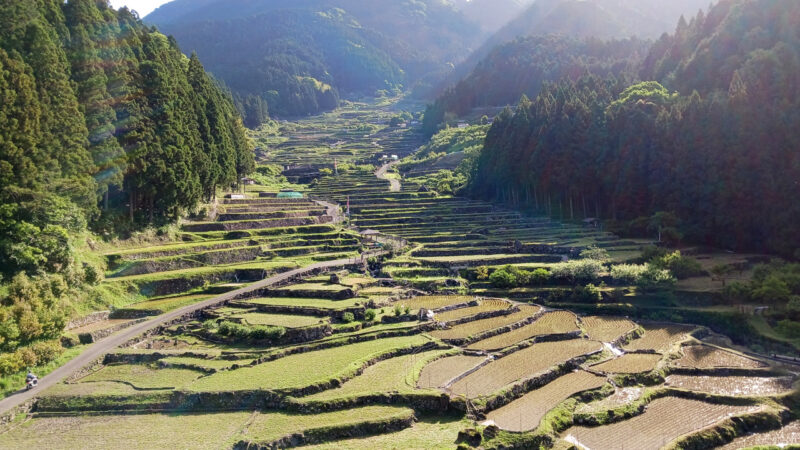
[375,162,401,192]
[0,253,381,415]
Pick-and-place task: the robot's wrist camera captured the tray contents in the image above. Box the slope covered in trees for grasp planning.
[466,0,800,256]
[146,0,483,123]
[423,35,649,135]
[433,0,710,107]
[0,0,252,371]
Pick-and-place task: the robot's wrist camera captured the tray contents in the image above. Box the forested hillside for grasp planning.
[466,0,800,256]
[0,0,252,375]
[423,35,649,135]
[146,0,482,123]
[434,0,710,106]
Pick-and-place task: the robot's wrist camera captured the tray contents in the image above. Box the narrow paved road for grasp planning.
[375,162,401,192]
[0,254,380,415]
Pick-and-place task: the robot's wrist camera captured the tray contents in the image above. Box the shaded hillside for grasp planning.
[423,35,649,135]
[466,0,800,256]
[436,0,711,98]
[146,0,483,122]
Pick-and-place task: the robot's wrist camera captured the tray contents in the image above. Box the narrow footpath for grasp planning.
[0,253,382,415]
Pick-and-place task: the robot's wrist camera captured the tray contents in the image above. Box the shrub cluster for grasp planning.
[487,265,551,288]
[0,339,64,377]
[215,321,286,341]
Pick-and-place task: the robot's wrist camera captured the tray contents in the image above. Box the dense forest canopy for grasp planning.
[465,0,800,257]
[146,0,485,124]
[0,0,252,365]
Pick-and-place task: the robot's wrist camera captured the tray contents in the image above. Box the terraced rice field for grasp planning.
[0,412,255,449]
[236,406,415,446]
[396,295,474,311]
[487,371,607,431]
[590,353,663,374]
[431,305,542,341]
[580,316,638,342]
[563,397,762,449]
[576,387,646,414]
[301,350,448,400]
[467,310,578,351]
[675,345,767,369]
[229,312,325,328]
[188,335,431,392]
[624,324,695,352]
[433,299,512,323]
[417,354,487,389]
[449,340,602,398]
[664,374,795,396]
[16,100,793,450]
[717,420,800,449]
[78,364,203,390]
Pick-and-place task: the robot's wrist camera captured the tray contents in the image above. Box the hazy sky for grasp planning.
[109,0,171,17]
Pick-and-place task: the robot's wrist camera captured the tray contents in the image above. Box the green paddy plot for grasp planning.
[238,406,415,445]
[240,296,365,309]
[127,294,214,312]
[300,349,450,401]
[1,412,254,449]
[160,356,256,371]
[77,364,204,390]
[188,335,432,392]
[301,415,467,449]
[229,311,326,328]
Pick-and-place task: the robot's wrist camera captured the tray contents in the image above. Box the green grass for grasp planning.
[239,406,414,444]
[298,414,467,449]
[129,294,213,312]
[1,412,254,449]
[231,312,326,328]
[160,356,255,371]
[188,335,432,392]
[78,364,204,390]
[241,297,364,309]
[300,349,449,401]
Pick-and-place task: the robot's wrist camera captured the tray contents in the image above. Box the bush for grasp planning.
[651,251,703,279]
[364,309,377,321]
[475,266,489,281]
[571,284,602,303]
[610,264,649,284]
[550,260,604,282]
[530,268,550,285]
[775,320,800,338]
[202,320,218,331]
[404,306,411,315]
[637,265,676,291]
[249,325,285,340]
[341,312,355,323]
[489,268,517,288]
[394,304,403,316]
[580,246,610,263]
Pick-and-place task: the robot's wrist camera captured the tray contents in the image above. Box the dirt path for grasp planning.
[375,162,401,192]
[312,198,344,224]
[0,252,383,415]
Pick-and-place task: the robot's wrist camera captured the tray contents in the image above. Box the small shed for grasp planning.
[277,191,303,199]
[240,177,256,185]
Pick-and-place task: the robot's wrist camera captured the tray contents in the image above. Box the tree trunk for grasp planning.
[569,195,574,220]
[129,186,135,222]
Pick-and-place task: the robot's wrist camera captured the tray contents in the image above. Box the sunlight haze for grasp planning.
[109,0,170,17]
